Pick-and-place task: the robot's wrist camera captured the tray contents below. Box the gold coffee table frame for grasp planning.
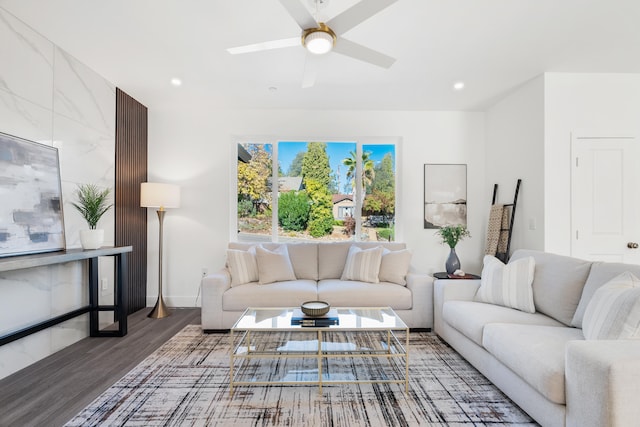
[229,307,409,395]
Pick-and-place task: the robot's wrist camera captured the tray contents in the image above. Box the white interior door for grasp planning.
[571,135,640,263]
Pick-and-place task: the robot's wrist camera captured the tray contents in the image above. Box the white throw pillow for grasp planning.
[341,245,383,283]
[378,248,412,286]
[255,245,297,285]
[582,271,640,340]
[475,255,536,313]
[226,246,258,287]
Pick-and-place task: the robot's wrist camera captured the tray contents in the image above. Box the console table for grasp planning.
[0,246,132,346]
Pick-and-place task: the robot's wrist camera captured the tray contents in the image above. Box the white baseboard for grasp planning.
[146,295,201,308]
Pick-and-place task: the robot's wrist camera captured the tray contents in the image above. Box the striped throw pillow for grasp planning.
[226,246,258,287]
[475,255,536,313]
[582,272,640,340]
[341,245,384,283]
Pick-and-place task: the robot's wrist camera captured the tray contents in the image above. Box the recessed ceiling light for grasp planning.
[170,78,182,87]
[453,81,465,91]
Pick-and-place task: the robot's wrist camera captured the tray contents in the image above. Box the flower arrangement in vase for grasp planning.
[72,184,113,250]
[436,225,471,274]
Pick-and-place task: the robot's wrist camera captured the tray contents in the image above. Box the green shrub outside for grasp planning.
[305,178,334,237]
[278,191,310,231]
[377,227,394,241]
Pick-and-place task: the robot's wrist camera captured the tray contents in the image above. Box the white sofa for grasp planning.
[202,241,433,330]
[434,249,640,427]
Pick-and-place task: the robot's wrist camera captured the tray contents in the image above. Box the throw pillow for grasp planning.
[475,255,536,313]
[582,271,640,340]
[378,248,412,286]
[255,244,297,285]
[226,246,258,287]
[341,245,384,283]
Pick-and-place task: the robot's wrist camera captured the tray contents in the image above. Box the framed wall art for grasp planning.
[424,163,467,229]
[0,132,66,257]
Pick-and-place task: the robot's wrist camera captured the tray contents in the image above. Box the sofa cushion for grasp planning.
[255,245,296,285]
[483,323,584,405]
[510,249,592,326]
[317,279,412,310]
[379,248,412,286]
[286,243,319,280]
[475,255,535,313]
[222,280,318,311]
[341,245,383,283]
[442,300,565,346]
[226,246,258,287]
[318,242,406,280]
[571,261,640,328]
[230,242,319,281]
[582,272,640,340]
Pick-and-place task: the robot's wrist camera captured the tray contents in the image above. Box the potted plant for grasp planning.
[72,183,113,250]
[436,225,471,274]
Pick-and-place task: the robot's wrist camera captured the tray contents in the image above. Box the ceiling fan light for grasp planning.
[303,24,336,55]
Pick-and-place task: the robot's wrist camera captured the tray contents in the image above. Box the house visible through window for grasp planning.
[236,140,396,242]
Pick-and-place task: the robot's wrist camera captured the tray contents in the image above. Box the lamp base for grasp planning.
[148,295,171,318]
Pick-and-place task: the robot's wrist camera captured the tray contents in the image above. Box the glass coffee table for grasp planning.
[229,307,409,395]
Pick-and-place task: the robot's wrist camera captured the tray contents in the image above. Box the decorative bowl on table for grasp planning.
[300,301,331,317]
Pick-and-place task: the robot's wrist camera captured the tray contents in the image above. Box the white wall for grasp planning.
[147,108,486,307]
[544,73,640,255]
[0,8,115,379]
[485,76,546,252]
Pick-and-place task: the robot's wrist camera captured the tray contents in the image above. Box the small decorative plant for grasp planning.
[72,184,113,229]
[436,225,470,248]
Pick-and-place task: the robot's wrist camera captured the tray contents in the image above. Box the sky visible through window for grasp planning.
[278,141,395,194]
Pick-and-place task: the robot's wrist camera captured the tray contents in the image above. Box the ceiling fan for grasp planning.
[226,0,398,88]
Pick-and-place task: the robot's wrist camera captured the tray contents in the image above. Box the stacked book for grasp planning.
[291,308,339,327]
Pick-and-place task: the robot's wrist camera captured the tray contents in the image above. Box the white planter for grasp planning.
[80,229,104,250]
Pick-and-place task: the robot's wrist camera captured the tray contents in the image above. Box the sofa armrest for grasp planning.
[406,272,434,329]
[433,279,480,335]
[201,268,231,330]
[566,340,640,427]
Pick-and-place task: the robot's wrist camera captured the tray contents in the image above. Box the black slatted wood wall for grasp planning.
[115,88,148,314]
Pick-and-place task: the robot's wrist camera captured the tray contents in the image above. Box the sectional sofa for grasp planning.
[434,249,640,427]
[201,241,433,330]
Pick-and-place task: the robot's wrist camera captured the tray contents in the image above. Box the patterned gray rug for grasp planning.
[65,325,536,426]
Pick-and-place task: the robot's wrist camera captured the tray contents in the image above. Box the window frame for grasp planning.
[231,136,401,243]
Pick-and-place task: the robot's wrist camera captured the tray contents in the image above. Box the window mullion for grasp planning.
[272,142,279,242]
[355,142,363,241]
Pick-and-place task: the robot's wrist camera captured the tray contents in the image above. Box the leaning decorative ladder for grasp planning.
[487,179,522,263]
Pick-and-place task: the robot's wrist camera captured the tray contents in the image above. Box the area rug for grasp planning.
[65,325,536,426]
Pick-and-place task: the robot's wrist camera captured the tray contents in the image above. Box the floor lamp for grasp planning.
[141,182,181,318]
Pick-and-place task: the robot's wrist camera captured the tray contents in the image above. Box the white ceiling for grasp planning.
[2,0,639,111]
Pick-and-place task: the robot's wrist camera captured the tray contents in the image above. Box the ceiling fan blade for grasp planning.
[226,37,299,55]
[326,0,398,35]
[332,38,395,68]
[301,54,319,88]
[279,0,318,30]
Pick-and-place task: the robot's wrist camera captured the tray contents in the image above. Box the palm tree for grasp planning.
[342,151,375,199]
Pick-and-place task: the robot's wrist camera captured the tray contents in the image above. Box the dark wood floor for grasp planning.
[0,307,202,427]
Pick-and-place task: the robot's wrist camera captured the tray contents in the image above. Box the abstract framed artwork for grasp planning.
[0,132,66,257]
[424,163,467,229]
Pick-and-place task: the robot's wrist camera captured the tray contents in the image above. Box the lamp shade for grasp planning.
[140,182,181,209]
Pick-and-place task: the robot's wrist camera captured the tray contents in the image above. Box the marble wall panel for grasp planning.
[0,9,54,109]
[50,262,86,315]
[0,329,51,380]
[0,267,52,335]
[51,316,88,353]
[0,90,52,144]
[53,113,115,187]
[0,5,118,380]
[53,47,115,137]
